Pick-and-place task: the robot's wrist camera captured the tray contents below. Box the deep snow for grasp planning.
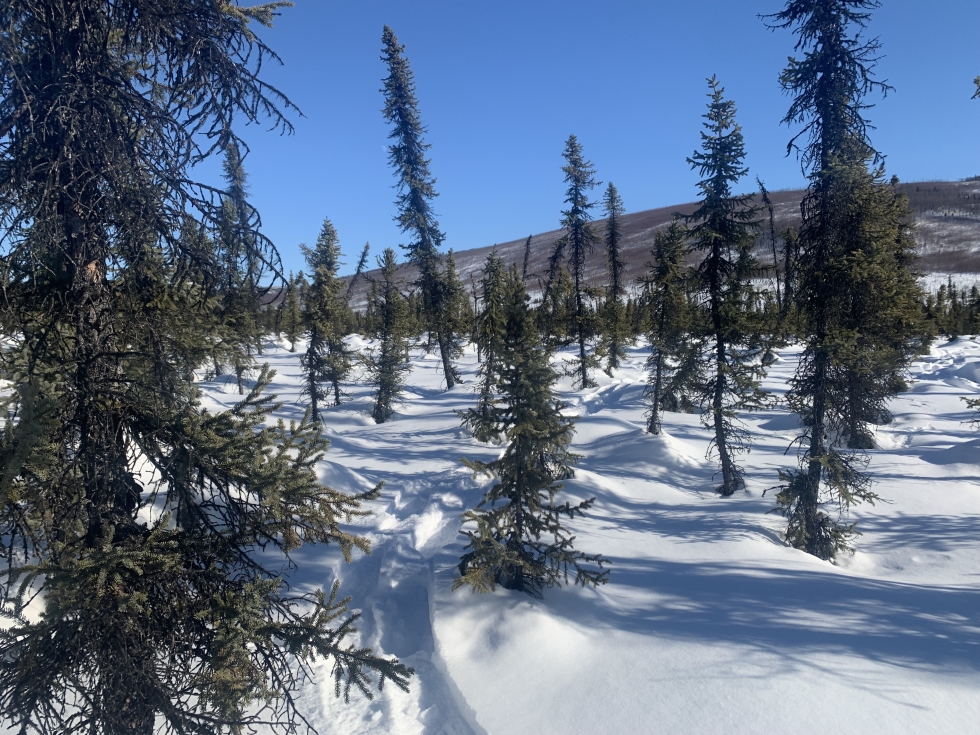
[190,334,980,735]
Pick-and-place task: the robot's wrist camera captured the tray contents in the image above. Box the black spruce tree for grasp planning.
[380,26,460,389]
[548,135,602,389]
[368,249,413,424]
[301,216,356,419]
[644,221,700,434]
[602,183,629,374]
[765,0,924,558]
[456,268,609,596]
[684,77,768,497]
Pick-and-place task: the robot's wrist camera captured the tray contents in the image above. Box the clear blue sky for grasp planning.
[208,0,980,276]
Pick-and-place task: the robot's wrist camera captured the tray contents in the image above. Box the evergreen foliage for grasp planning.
[367,249,413,424]
[461,251,507,443]
[602,183,629,374]
[381,26,459,389]
[539,263,576,349]
[438,250,470,383]
[522,234,533,281]
[766,0,924,558]
[552,135,602,388]
[301,217,356,420]
[684,77,768,497]
[216,142,266,392]
[281,271,304,353]
[0,4,410,732]
[643,221,700,434]
[456,269,609,597]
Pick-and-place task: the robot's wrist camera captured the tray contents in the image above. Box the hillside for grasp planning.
[345,178,980,308]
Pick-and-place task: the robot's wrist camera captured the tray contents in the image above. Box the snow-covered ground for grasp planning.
[197,336,980,735]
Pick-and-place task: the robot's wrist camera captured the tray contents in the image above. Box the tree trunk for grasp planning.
[437,329,456,389]
[714,336,738,496]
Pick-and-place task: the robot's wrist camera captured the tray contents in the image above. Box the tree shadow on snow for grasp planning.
[547,557,980,674]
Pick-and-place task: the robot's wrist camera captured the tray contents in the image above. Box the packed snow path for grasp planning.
[197,337,980,735]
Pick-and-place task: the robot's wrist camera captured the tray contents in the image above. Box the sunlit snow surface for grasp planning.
[199,337,979,734]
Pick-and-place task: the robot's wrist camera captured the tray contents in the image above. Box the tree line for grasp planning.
[0,1,975,733]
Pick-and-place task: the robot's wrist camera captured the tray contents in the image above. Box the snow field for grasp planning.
[198,337,980,735]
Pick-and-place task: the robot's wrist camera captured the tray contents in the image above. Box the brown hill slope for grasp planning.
[346,178,980,308]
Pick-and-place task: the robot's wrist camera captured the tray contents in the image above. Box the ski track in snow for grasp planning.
[7,335,973,734]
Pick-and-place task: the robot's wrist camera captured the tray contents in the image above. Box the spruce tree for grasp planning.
[522,234,533,281]
[301,216,356,418]
[216,142,266,393]
[602,182,629,374]
[281,271,304,353]
[539,256,576,349]
[0,4,410,733]
[552,135,602,388]
[684,77,767,497]
[644,221,700,434]
[381,26,459,389]
[368,249,413,424]
[757,178,783,313]
[439,249,470,382]
[461,251,508,443]
[456,268,609,596]
[765,0,924,557]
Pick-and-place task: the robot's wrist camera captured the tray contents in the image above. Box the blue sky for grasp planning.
[210,0,980,276]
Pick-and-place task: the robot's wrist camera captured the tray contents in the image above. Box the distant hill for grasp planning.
[344,178,980,308]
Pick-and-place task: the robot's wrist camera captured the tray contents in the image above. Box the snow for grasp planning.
[7,333,976,734]
[188,335,980,734]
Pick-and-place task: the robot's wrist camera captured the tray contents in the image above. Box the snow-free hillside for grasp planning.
[199,337,980,735]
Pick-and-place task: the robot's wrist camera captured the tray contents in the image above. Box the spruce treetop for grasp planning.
[763,0,891,171]
[688,77,748,205]
[381,25,444,267]
[561,134,601,230]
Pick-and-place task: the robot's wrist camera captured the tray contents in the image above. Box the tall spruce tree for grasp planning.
[552,135,602,388]
[0,4,410,733]
[602,182,629,374]
[301,216,356,419]
[684,77,767,497]
[368,249,413,424]
[765,0,924,558]
[644,221,700,434]
[456,268,609,596]
[381,26,459,389]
